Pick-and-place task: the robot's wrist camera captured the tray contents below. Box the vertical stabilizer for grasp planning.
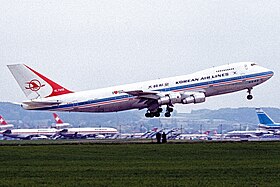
[51,113,70,129]
[0,116,14,129]
[256,108,275,125]
[0,116,7,125]
[7,64,73,100]
[53,113,64,124]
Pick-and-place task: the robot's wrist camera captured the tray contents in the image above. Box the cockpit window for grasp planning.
[251,63,257,66]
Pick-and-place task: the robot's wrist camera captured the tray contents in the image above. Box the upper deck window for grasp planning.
[216,68,235,73]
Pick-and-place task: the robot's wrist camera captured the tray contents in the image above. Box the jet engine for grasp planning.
[157,92,206,105]
[182,92,206,104]
[157,92,182,105]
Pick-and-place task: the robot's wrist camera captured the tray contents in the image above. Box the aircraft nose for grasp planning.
[268,70,274,78]
[261,66,274,78]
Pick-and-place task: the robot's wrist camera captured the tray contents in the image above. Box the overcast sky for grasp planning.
[0,0,279,112]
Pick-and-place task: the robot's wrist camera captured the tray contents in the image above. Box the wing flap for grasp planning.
[124,90,159,96]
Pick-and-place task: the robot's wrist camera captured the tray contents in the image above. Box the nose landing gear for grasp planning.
[247,94,253,100]
[247,88,253,100]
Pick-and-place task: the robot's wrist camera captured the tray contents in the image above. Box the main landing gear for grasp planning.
[247,88,253,100]
[164,106,173,117]
[145,106,174,118]
[145,108,162,118]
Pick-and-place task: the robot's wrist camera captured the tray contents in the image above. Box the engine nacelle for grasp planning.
[158,92,182,105]
[157,92,205,105]
[182,92,206,104]
[169,92,182,104]
[158,96,170,105]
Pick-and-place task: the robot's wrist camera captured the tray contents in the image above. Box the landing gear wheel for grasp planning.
[145,113,151,118]
[247,88,253,100]
[146,110,159,118]
[145,112,154,118]
[247,95,253,100]
[155,112,161,117]
[157,108,163,113]
[165,112,171,117]
[167,107,173,113]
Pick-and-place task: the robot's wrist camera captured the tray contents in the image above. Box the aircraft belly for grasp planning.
[206,82,252,96]
[204,74,272,97]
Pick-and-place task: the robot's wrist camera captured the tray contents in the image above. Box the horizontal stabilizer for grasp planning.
[22,100,62,107]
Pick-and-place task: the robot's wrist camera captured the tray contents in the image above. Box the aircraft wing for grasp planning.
[3,133,33,140]
[17,134,50,140]
[125,90,167,111]
[124,89,206,111]
[124,90,160,100]
[125,90,206,101]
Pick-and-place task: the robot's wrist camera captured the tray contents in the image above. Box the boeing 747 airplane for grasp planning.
[8,62,273,117]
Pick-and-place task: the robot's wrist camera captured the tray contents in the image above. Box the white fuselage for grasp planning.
[1,128,58,139]
[258,124,280,130]
[0,124,14,130]
[3,129,58,134]
[51,123,71,129]
[62,127,118,135]
[2,127,118,139]
[23,62,273,113]
[225,130,272,138]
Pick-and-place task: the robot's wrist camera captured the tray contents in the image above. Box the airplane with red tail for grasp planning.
[7,62,273,117]
[51,113,71,129]
[50,113,118,139]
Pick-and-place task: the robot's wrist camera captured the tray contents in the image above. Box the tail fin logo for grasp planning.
[0,116,7,125]
[53,113,63,124]
[25,79,45,92]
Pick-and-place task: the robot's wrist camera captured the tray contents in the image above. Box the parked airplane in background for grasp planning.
[51,113,71,129]
[256,108,280,130]
[0,115,14,130]
[0,114,58,139]
[57,127,118,139]
[224,130,272,139]
[49,113,118,139]
[1,113,118,140]
[2,128,57,140]
[118,127,160,139]
[8,62,273,117]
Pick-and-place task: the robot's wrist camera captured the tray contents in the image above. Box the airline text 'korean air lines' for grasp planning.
[7,62,273,117]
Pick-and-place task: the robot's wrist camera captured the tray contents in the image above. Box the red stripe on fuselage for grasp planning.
[48,74,273,111]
